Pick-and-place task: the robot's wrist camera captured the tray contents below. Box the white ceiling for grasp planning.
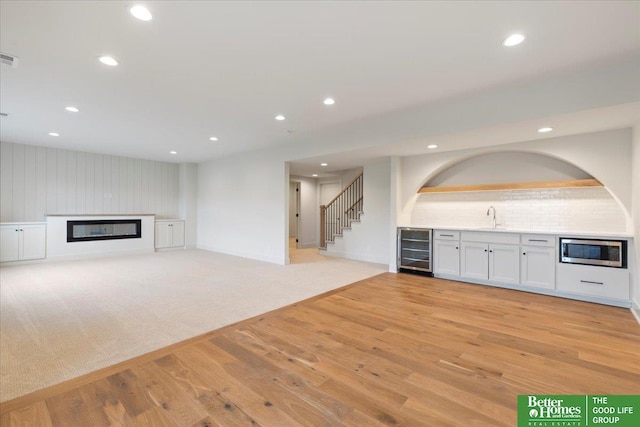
[1,1,640,174]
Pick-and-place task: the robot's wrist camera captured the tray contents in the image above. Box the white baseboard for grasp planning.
[632,297,640,326]
[197,244,286,265]
[45,248,155,262]
[323,248,387,266]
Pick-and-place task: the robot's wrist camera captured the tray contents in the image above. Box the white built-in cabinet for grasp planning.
[0,223,46,262]
[155,220,185,249]
[520,234,556,290]
[432,228,631,307]
[433,230,460,276]
[557,263,629,302]
[460,232,520,285]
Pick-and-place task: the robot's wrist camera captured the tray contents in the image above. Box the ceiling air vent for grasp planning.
[0,53,19,68]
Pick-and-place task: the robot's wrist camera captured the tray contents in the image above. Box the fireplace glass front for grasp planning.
[67,219,142,242]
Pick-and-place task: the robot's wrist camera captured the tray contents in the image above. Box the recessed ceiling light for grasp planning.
[209,136,218,141]
[130,5,152,21]
[98,56,119,66]
[169,151,177,155]
[503,34,525,47]
[49,132,60,137]
[65,106,79,113]
[312,174,318,177]
[275,115,286,121]
[320,163,328,167]
[323,98,335,105]
[538,127,553,133]
[427,144,438,149]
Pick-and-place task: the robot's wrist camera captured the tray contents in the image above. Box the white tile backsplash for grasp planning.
[410,187,627,232]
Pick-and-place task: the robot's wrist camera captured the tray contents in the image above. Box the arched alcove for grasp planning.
[410,151,628,233]
[424,151,591,187]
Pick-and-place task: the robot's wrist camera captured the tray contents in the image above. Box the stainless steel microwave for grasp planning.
[559,238,626,268]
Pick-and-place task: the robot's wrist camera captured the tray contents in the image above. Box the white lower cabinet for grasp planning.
[521,246,556,289]
[431,229,629,307]
[433,239,460,276]
[557,263,629,301]
[488,244,520,285]
[460,242,488,280]
[0,224,46,262]
[155,220,185,249]
[460,241,519,285]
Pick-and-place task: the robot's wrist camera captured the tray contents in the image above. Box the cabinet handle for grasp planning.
[484,249,488,252]
[19,229,23,232]
[529,239,548,243]
[523,252,526,255]
[455,246,458,250]
[580,280,604,285]
[489,250,493,253]
[440,234,454,237]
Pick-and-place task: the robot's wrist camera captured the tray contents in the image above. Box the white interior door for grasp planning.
[289,182,298,238]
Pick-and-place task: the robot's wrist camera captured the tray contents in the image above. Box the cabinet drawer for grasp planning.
[434,230,459,240]
[461,231,519,245]
[557,263,629,300]
[521,234,555,247]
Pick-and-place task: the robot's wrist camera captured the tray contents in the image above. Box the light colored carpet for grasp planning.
[0,247,387,403]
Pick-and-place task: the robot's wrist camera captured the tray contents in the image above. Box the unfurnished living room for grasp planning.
[1,1,640,426]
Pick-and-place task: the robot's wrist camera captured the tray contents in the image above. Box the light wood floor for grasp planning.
[1,273,639,426]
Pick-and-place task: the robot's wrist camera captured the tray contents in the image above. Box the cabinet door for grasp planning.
[170,222,185,247]
[155,223,171,248]
[20,225,46,260]
[461,242,488,280]
[0,227,20,262]
[521,246,555,289]
[433,240,460,276]
[489,244,520,285]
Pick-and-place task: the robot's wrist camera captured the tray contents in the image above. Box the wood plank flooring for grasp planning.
[1,273,639,426]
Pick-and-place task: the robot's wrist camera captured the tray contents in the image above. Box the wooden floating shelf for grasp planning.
[418,178,603,194]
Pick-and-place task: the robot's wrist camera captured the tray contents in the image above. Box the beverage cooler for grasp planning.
[397,227,432,273]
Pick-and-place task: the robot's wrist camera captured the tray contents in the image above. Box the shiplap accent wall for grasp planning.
[0,142,179,223]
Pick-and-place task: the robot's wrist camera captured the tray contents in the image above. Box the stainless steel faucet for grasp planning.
[487,206,496,229]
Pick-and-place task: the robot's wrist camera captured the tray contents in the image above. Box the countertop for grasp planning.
[405,225,634,239]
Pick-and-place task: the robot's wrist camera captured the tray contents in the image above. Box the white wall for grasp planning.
[179,163,198,248]
[426,152,590,186]
[290,175,318,248]
[632,122,640,315]
[324,158,390,265]
[0,141,180,223]
[197,150,287,264]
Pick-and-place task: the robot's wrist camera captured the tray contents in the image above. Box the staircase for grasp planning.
[320,173,363,249]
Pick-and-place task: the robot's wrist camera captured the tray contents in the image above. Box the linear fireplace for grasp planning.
[67,219,142,242]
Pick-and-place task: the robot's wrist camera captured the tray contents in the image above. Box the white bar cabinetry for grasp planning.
[557,263,629,302]
[460,232,520,285]
[520,234,556,290]
[432,228,631,307]
[433,230,460,276]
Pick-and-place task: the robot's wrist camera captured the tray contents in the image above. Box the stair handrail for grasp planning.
[320,173,363,249]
